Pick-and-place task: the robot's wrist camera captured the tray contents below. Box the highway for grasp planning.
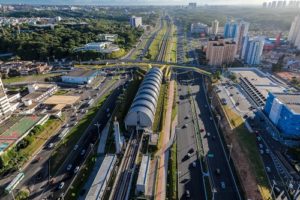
[190,72,241,200]
[176,72,206,200]
[1,76,128,200]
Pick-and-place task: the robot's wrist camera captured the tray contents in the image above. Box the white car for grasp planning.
[58,182,65,189]
[73,145,79,150]
[73,166,80,174]
[192,162,196,168]
[66,164,72,171]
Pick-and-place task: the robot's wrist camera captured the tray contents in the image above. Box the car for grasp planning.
[243,115,248,119]
[184,116,189,120]
[182,124,187,129]
[58,182,65,190]
[207,132,211,137]
[187,153,192,158]
[266,167,271,173]
[266,149,270,154]
[48,143,54,149]
[185,190,190,198]
[259,144,263,149]
[235,102,240,106]
[192,162,196,168]
[210,117,213,120]
[257,136,261,141]
[73,145,79,150]
[220,181,226,189]
[229,94,233,96]
[215,168,221,175]
[73,166,80,174]
[188,148,194,154]
[80,149,86,156]
[66,164,72,171]
[200,128,204,132]
[260,150,264,154]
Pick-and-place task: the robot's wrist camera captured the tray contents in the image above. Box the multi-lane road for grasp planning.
[176,70,241,200]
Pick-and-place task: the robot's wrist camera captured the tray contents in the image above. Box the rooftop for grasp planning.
[43,95,80,105]
[229,67,288,98]
[274,93,300,114]
[64,70,97,78]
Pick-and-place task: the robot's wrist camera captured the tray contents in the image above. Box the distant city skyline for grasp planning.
[0,0,267,6]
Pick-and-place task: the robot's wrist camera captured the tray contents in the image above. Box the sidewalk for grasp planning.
[97,119,111,154]
[155,80,174,200]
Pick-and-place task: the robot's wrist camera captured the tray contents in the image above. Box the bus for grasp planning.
[5,172,25,193]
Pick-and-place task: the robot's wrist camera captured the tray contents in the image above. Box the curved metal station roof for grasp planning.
[125,67,163,129]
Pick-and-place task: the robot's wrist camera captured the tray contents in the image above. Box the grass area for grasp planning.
[153,83,168,134]
[166,142,177,200]
[50,91,111,173]
[54,90,69,95]
[2,73,60,84]
[223,106,272,200]
[165,24,177,63]
[20,119,62,157]
[148,20,167,60]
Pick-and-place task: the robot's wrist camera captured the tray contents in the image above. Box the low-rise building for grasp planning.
[0,77,12,123]
[74,42,120,53]
[22,83,58,106]
[191,22,209,36]
[61,70,98,84]
[264,92,300,146]
[98,34,118,42]
[136,155,150,194]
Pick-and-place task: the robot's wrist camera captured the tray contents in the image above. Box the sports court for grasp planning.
[0,115,45,153]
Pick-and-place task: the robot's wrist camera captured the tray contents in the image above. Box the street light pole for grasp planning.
[227,144,233,162]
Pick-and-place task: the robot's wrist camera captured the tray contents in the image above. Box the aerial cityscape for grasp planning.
[0,1,300,200]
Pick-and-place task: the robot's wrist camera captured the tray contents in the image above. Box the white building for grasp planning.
[136,155,150,194]
[190,22,209,35]
[288,15,300,49]
[98,34,118,42]
[113,119,124,154]
[74,42,120,53]
[130,16,142,28]
[62,70,98,84]
[0,78,12,123]
[22,83,58,106]
[211,20,219,35]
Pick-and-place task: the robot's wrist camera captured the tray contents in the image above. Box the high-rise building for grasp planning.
[242,37,265,65]
[0,77,12,123]
[211,20,219,35]
[288,15,300,49]
[224,19,239,41]
[188,2,197,7]
[271,1,277,7]
[130,16,142,28]
[237,21,250,57]
[206,37,237,66]
[224,18,249,57]
[263,2,268,7]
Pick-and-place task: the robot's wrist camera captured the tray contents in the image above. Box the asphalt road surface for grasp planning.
[177,70,241,200]
[176,72,205,200]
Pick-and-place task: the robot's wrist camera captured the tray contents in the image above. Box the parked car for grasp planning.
[73,166,80,174]
[73,145,79,151]
[185,190,190,198]
[80,149,86,156]
[48,143,54,149]
[221,181,226,189]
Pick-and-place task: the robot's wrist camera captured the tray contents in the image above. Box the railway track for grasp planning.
[157,19,172,62]
[109,132,142,200]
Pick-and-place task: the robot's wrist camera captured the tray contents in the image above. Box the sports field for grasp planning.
[0,115,44,153]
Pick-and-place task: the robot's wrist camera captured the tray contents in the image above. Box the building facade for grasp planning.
[224,19,239,41]
[264,92,300,145]
[190,22,209,36]
[242,37,264,65]
[288,15,300,49]
[62,70,98,84]
[130,16,142,28]
[206,37,237,66]
[0,78,12,123]
[211,20,219,35]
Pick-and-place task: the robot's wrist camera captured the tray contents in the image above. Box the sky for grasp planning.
[0,0,265,5]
